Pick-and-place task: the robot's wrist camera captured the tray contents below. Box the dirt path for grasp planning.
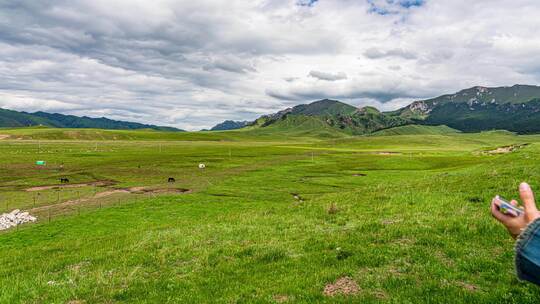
[29,186,191,212]
[482,143,529,155]
[25,180,116,192]
[0,135,9,140]
[374,151,402,155]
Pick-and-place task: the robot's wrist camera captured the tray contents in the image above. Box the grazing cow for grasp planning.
[60,178,70,183]
[168,177,176,183]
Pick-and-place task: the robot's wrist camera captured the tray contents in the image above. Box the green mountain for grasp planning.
[249,99,408,136]
[210,120,249,131]
[254,99,354,125]
[251,85,540,135]
[4,84,540,135]
[0,108,183,131]
[372,125,460,136]
[396,85,540,133]
[287,99,357,116]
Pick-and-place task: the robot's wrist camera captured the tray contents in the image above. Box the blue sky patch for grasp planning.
[398,0,424,8]
[297,0,319,7]
[367,0,425,15]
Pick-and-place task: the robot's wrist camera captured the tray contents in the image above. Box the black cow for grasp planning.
[60,178,70,183]
[168,177,176,183]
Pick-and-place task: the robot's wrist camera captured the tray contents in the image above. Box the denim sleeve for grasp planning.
[515,217,540,286]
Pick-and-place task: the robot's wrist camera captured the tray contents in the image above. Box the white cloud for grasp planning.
[0,0,540,130]
[363,47,417,60]
[308,70,347,81]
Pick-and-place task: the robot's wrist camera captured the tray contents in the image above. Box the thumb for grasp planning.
[519,182,538,214]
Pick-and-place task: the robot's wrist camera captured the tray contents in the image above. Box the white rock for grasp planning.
[0,209,38,231]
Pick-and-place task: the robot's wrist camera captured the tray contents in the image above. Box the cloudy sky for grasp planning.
[1,0,540,130]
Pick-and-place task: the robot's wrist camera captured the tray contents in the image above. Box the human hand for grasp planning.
[491,182,540,239]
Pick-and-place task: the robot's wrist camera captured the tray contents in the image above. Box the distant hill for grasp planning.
[210,120,249,131]
[250,99,408,136]
[395,85,540,133]
[250,85,540,135]
[0,108,183,131]
[287,99,357,116]
[5,84,540,135]
[257,99,355,122]
[245,114,351,138]
[372,125,459,136]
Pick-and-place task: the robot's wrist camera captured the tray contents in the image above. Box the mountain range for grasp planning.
[0,108,182,131]
[224,84,540,135]
[210,120,250,131]
[3,84,540,134]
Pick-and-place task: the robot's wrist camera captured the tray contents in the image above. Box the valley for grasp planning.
[0,127,539,302]
[3,1,540,302]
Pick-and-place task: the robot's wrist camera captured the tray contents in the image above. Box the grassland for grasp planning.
[0,127,540,303]
[372,124,459,136]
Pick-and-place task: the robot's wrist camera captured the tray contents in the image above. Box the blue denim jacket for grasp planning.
[516,218,540,286]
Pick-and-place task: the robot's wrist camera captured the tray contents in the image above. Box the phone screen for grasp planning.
[497,197,523,217]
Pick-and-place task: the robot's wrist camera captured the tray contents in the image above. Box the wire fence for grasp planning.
[0,189,164,234]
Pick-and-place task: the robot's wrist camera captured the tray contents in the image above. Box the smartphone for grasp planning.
[497,196,523,217]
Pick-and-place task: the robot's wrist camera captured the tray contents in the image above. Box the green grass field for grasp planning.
[1,127,540,303]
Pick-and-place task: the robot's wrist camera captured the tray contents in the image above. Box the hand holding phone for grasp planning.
[495,196,523,217]
[491,183,540,239]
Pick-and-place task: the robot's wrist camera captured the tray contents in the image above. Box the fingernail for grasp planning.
[520,182,531,191]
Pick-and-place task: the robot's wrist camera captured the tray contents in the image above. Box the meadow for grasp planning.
[0,127,540,303]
